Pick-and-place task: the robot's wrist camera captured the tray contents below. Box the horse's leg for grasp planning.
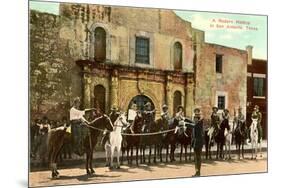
[166,144,169,163]
[86,150,91,175]
[130,145,133,165]
[184,144,188,162]
[126,146,130,164]
[136,145,139,166]
[110,147,114,169]
[117,146,121,169]
[159,145,163,163]
[154,144,157,163]
[189,144,192,161]
[89,149,95,174]
[179,144,183,162]
[148,145,152,164]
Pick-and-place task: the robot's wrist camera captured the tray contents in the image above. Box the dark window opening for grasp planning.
[174,42,183,70]
[253,77,264,96]
[216,54,223,73]
[94,27,106,62]
[135,37,149,64]
[173,91,182,115]
[217,96,225,110]
[94,85,106,113]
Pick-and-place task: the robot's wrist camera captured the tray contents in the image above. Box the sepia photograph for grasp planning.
[28,0,268,187]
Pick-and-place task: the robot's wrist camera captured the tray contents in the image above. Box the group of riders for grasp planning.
[31,97,263,166]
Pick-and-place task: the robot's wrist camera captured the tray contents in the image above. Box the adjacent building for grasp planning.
[247,58,267,138]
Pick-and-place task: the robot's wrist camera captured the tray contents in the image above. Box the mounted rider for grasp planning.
[250,105,263,143]
[221,109,230,131]
[174,105,185,133]
[209,106,220,137]
[70,97,92,156]
[161,104,170,121]
[130,110,144,134]
[142,102,155,132]
[101,106,120,146]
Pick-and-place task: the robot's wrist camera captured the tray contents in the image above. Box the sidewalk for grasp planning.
[30,140,267,171]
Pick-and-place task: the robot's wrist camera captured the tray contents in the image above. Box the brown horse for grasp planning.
[47,114,114,179]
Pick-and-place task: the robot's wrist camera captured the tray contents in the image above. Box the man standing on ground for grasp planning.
[185,108,204,177]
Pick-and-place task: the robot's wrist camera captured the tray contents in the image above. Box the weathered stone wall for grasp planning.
[30,10,83,120]
[59,3,194,72]
[195,43,248,118]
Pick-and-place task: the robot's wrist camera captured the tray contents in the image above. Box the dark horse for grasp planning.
[177,124,193,162]
[215,119,230,159]
[204,119,214,160]
[234,120,247,159]
[122,115,144,166]
[140,118,163,164]
[47,115,113,178]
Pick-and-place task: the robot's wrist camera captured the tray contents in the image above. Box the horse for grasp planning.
[224,120,233,160]
[215,119,230,159]
[47,114,114,178]
[250,118,262,159]
[204,119,216,160]
[159,118,173,163]
[140,118,163,164]
[176,120,193,162]
[121,113,144,166]
[234,120,247,159]
[105,113,130,169]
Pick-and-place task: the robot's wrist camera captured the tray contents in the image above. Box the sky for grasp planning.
[29,1,267,59]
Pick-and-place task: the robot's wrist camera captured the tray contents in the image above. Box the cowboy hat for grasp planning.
[177,105,184,111]
[162,104,168,109]
[212,106,218,111]
[193,108,201,115]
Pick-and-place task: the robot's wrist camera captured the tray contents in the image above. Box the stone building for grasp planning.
[30,3,250,120]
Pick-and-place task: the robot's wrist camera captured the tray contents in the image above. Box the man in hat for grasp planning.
[185,108,204,177]
[208,106,220,136]
[142,102,155,132]
[175,105,185,121]
[250,105,263,143]
[237,107,245,123]
[70,97,92,155]
[161,104,170,121]
[101,106,120,146]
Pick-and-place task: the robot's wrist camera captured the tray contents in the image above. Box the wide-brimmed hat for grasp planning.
[111,105,118,111]
[224,109,229,113]
[144,102,152,107]
[254,105,259,110]
[177,105,184,111]
[212,106,218,111]
[162,104,168,109]
[194,108,201,115]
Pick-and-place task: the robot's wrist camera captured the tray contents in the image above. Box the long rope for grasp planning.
[86,124,176,136]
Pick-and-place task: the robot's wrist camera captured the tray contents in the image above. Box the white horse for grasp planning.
[105,112,130,169]
[250,119,258,159]
[224,120,233,160]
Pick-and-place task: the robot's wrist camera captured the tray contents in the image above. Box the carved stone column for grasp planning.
[185,74,195,117]
[110,69,119,109]
[165,74,173,116]
[82,65,92,108]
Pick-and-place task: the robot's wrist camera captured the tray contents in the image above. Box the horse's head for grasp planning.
[116,112,130,129]
[101,114,114,131]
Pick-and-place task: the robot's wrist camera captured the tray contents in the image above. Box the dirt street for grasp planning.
[29,152,267,187]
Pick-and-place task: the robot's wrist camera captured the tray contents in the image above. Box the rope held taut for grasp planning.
[86,124,176,136]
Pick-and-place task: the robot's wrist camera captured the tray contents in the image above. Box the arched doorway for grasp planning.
[93,85,106,113]
[128,95,155,112]
[173,90,182,115]
[94,27,106,62]
[174,42,182,70]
